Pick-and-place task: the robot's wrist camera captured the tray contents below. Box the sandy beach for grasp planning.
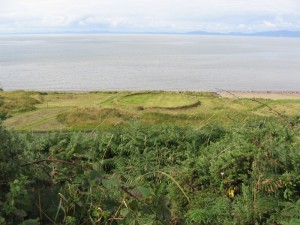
[217,91,300,99]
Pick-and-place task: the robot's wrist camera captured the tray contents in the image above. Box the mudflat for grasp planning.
[217,91,300,99]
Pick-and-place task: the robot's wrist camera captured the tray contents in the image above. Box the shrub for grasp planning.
[0,121,299,224]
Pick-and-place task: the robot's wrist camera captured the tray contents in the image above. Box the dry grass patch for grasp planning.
[57,107,132,129]
[3,108,68,130]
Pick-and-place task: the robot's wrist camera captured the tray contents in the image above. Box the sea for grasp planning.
[0,34,299,92]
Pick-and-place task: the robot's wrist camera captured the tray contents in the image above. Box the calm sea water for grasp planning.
[0,34,299,91]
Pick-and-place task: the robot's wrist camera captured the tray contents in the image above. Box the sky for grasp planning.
[1,0,300,34]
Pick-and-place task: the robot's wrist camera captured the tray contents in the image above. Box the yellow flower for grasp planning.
[227,187,235,198]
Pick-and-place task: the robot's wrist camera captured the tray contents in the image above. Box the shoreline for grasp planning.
[1,89,300,99]
[216,90,300,99]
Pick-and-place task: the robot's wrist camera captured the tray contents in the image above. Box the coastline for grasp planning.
[1,89,300,99]
[216,91,300,99]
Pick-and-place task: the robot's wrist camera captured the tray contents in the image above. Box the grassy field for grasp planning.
[1,91,300,224]
[1,90,299,131]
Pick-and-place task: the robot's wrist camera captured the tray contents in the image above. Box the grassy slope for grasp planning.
[1,91,299,131]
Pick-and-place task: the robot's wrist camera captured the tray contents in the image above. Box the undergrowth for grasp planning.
[1,117,300,224]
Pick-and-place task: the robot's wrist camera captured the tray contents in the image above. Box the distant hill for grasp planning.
[2,30,300,37]
[186,30,300,37]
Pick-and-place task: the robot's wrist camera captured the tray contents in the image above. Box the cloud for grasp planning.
[0,0,300,33]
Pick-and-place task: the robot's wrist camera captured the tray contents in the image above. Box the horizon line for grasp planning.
[1,30,300,37]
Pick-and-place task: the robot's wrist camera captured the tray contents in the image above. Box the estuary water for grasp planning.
[0,34,299,91]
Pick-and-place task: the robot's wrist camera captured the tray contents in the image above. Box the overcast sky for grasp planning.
[1,0,300,34]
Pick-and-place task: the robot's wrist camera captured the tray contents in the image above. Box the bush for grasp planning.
[0,121,299,224]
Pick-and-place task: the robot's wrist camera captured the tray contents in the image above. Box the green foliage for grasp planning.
[0,95,8,120]
[0,119,299,224]
[0,126,33,224]
[186,193,231,224]
[0,126,22,181]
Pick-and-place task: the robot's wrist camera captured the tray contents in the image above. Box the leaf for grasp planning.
[282,219,300,225]
[73,175,84,184]
[102,179,119,189]
[137,216,157,225]
[0,216,6,225]
[19,219,39,225]
[136,186,151,198]
[87,170,101,181]
[120,208,130,217]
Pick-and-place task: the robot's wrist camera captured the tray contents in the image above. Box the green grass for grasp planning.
[3,108,69,131]
[118,92,198,108]
[1,90,299,131]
